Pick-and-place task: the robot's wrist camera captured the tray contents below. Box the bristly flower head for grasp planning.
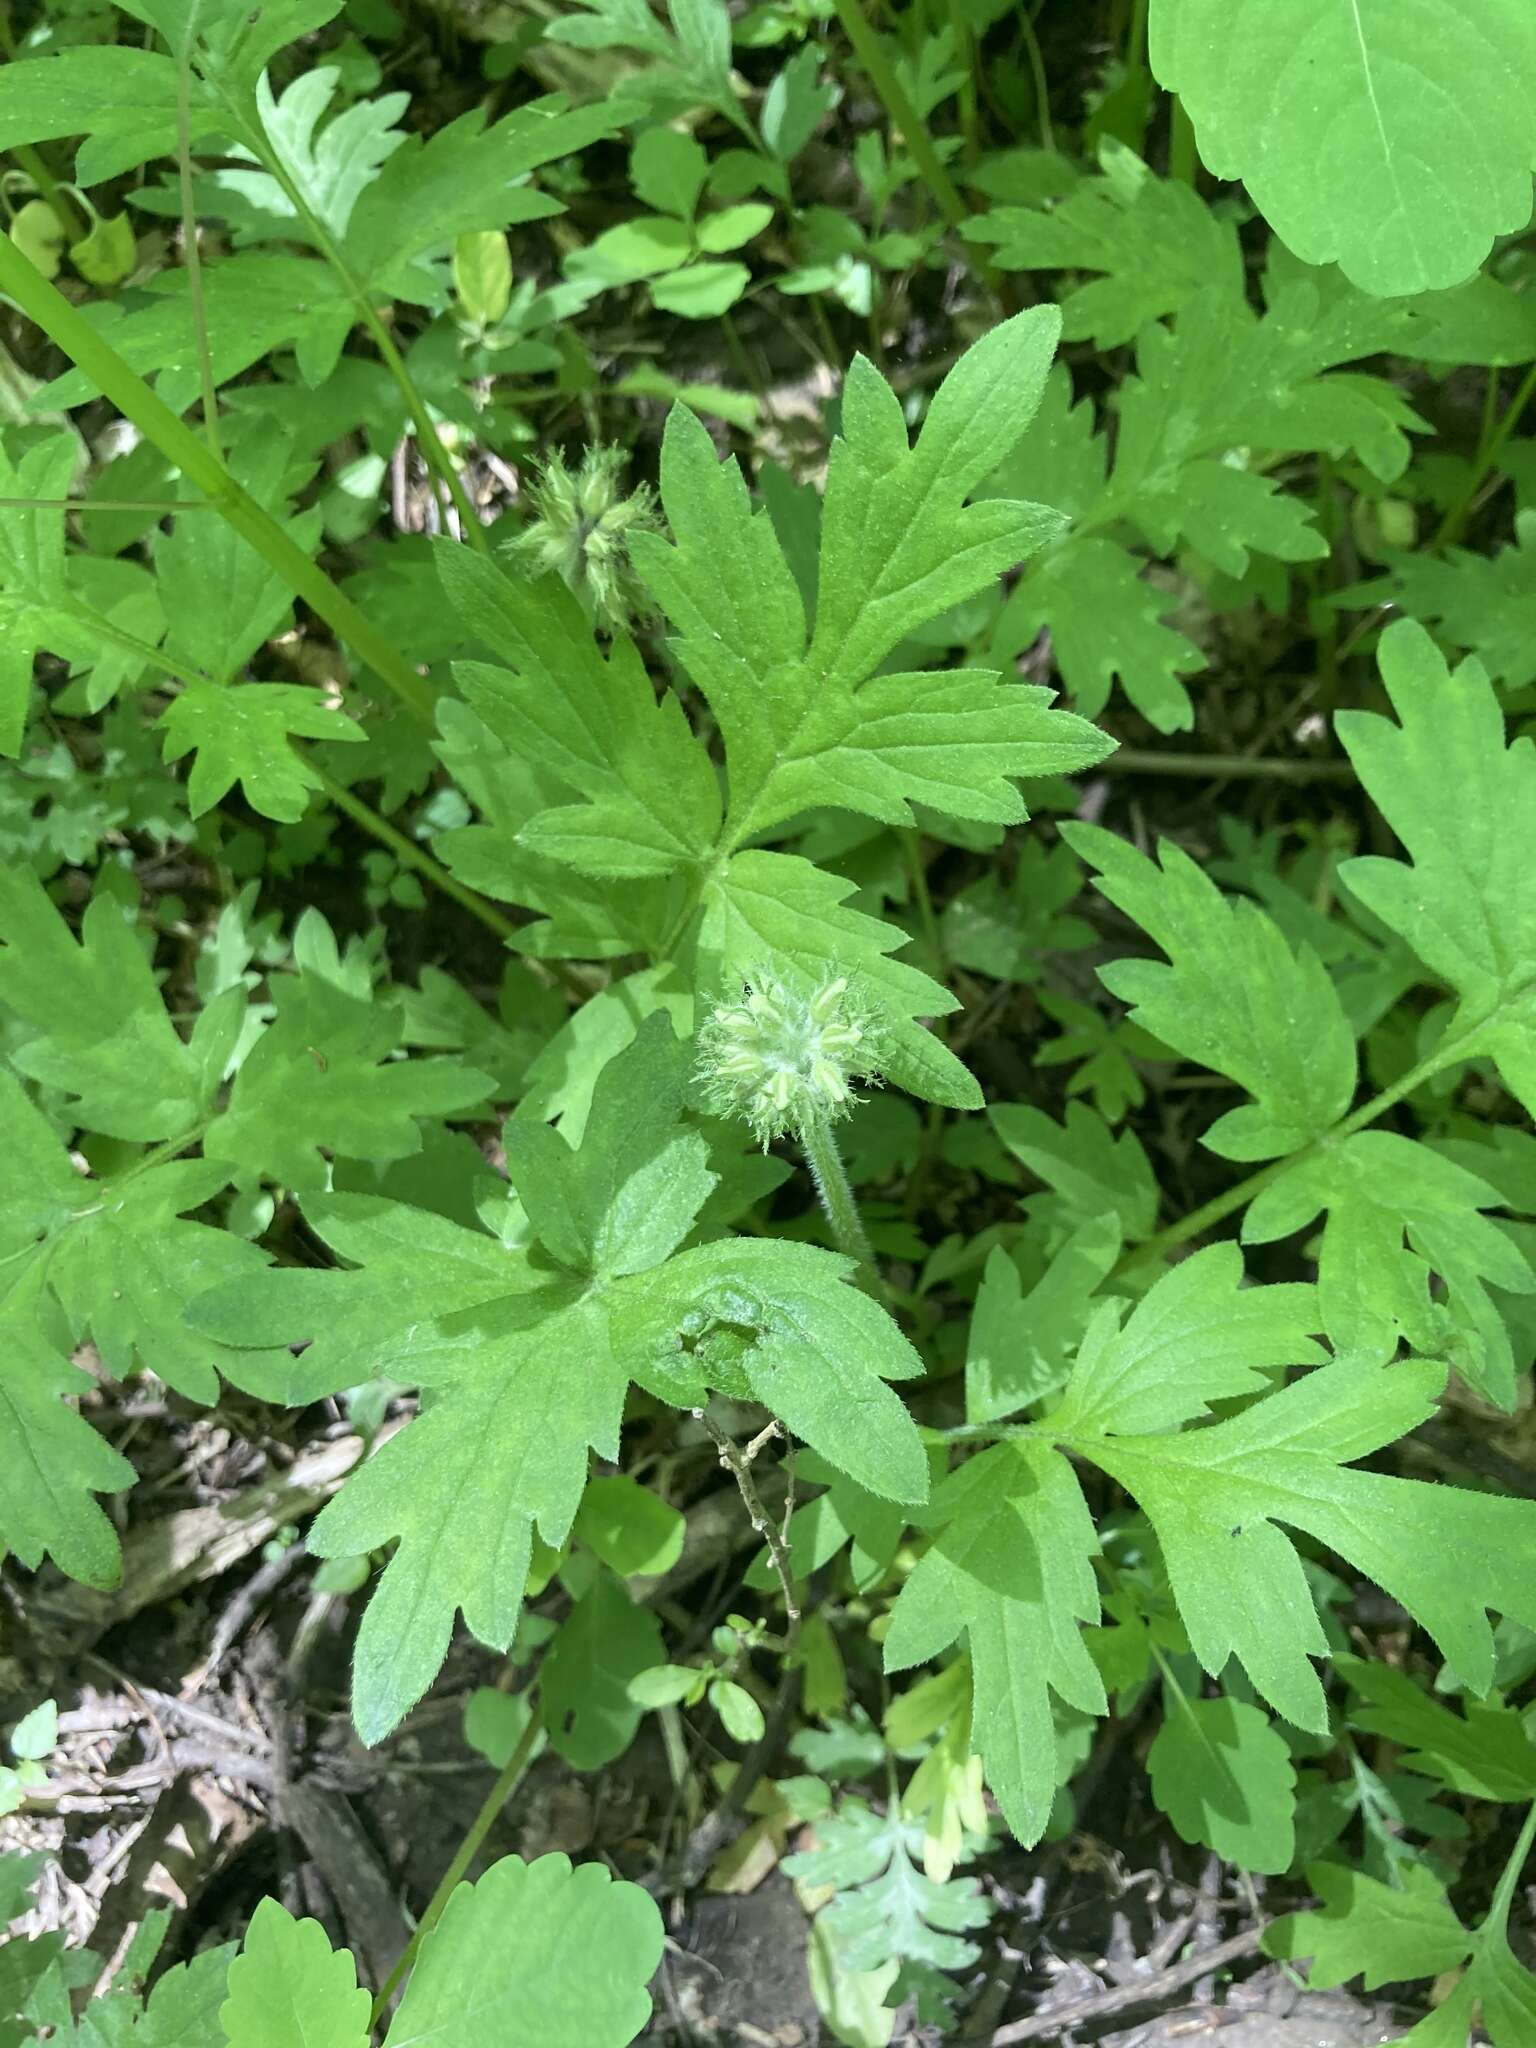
[695,969,883,1147]
[506,443,658,632]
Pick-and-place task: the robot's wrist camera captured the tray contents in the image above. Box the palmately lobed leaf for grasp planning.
[1064,821,1358,1161]
[1338,620,1536,1114]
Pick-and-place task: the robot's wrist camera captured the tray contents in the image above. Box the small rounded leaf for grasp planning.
[711,1678,766,1745]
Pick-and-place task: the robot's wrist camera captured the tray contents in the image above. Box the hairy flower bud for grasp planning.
[695,970,882,1146]
[506,443,657,631]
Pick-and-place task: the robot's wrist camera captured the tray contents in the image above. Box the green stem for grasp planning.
[200,65,487,551]
[945,0,981,165]
[367,1705,543,2027]
[1016,5,1055,153]
[1485,1799,1536,1938]
[308,764,519,944]
[120,1119,213,1184]
[1107,749,1354,783]
[899,827,946,983]
[64,610,535,958]
[1115,1027,1480,1278]
[1433,359,1536,550]
[829,0,997,297]
[796,1111,879,1274]
[176,33,222,464]
[0,497,211,512]
[1168,96,1197,184]
[0,231,434,722]
[9,144,87,243]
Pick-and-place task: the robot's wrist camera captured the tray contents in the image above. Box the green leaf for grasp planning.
[0,1273,134,1586]
[1150,0,1536,293]
[438,546,721,880]
[1244,1131,1535,1409]
[635,1237,931,1505]
[1338,621,1536,1115]
[0,873,224,1142]
[37,256,357,413]
[808,310,1064,692]
[989,1100,1159,1240]
[967,147,1243,346]
[542,1572,664,1768]
[0,435,139,756]
[0,46,220,185]
[156,435,322,683]
[125,1945,238,2044]
[1047,1243,1323,1439]
[746,666,1113,832]
[1338,1655,1536,1804]
[122,0,344,85]
[964,1221,1121,1426]
[452,230,512,325]
[506,1014,716,1278]
[884,1441,1104,1843]
[44,1170,287,1408]
[633,313,1104,845]
[1374,523,1536,690]
[1265,1860,1472,1991]
[762,45,839,162]
[1269,1810,1536,2047]
[630,126,708,217]
[545,0,741,130]
[698,849,979,1110]
[253,67,407,240]
[711,1678,765,1744]
[569,215,692,282]
[695,203,773,253]
[381,1853,663,2048]
[783,1800,991,1972]
[160,684,365,823]
[10,1701,55,1764]
[746,1457,906,1594]
[574,1474,685,1577]
[343,97,614,294]
[940,840,1095,985]
[1070,1354,1536,1732]
[995,535,1202,734]
[300,1288,627,1743]
[205,943,493,1190]
[1065,823,1358,1160]
[1146,1690,1295,1873]
[193,1198,919,1738]
[219,1898,369,2048]
[649,258,751,317]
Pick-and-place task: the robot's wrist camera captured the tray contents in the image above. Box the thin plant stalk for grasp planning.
[796,1111,879,1274]
[0,231,435,722]
[829,0,998,298]
[367,1705,543,2025]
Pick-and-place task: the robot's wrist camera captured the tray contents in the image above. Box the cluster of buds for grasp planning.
[695,970,882,1147]
[506,443,657,632]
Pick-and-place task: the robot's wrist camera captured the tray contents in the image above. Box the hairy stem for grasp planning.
[796,1111,880,1276]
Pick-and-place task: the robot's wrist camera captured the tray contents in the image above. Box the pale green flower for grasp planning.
[695,970,883,1146]
[507,443,657,631]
